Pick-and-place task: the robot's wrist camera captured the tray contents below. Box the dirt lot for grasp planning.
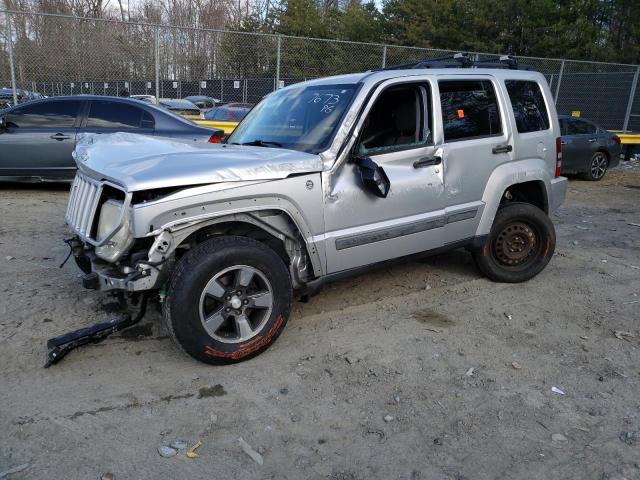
[1,164,639,480]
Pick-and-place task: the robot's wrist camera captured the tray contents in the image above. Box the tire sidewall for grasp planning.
[474,203,556,283]
[164,236,292,364]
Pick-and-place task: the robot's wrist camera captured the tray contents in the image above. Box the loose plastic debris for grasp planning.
[551,386,565,395]
[238,437,264,465]
[186,441,202,459]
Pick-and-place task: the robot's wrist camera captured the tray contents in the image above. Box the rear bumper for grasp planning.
[549,176,567,213]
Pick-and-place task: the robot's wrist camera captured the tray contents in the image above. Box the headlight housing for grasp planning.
[95,200,133,262]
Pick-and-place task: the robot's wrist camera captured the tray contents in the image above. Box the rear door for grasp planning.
[81,99,155,136]
[561,118,596,172]
[0,99,83,179]
[435,77,507,239]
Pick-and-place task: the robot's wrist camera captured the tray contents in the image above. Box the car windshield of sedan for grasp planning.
[227,84,358,154]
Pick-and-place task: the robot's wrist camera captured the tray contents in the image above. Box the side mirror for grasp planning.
[354,156,390,198]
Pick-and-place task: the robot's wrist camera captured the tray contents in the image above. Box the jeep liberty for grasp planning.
[49,55,567,366]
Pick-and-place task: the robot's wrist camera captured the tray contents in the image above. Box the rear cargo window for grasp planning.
[439,80,502,141]
[505,80,550,133]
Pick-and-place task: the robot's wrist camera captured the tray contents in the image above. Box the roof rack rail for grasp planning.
[376,53,533,71]
[380,52,473,70]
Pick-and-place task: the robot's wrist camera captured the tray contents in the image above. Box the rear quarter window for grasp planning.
[439,80,502,141]
[505,80,550,133]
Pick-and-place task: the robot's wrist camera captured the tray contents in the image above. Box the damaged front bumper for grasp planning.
[68,231,172,293]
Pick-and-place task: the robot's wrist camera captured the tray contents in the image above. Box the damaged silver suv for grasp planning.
[50,55,567,366]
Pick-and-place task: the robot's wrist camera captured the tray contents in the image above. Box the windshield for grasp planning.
[227,84,358,154]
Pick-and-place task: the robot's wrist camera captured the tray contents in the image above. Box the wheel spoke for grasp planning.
[205,280,226,299]
[204,308,226,332]
[235,314,253,339]
[248,291,272,309]
[236,268,255,288]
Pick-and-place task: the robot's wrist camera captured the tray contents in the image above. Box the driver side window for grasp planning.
[356,84,431,156]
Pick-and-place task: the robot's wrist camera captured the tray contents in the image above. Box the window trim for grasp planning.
[437,77,505,144]
[504,79,551,135]
[353,81,434,158]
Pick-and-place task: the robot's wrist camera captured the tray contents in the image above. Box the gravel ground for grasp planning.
[1,165,639,480]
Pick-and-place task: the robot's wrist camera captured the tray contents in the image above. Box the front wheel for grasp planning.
[163,236,292,365]
[472,202,556,283]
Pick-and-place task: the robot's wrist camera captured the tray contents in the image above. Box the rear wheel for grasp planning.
[583,151,608,181]
[472,202,556,283]
[163,236,292,365]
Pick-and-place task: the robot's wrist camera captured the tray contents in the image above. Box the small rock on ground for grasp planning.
[158,446,178,458]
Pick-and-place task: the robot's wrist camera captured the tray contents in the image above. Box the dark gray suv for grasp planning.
[559,115,621,180]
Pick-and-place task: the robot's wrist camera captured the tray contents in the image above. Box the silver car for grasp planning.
[50,60,567,366]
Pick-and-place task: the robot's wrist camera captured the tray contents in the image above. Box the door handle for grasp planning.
[50,133,72,141]
[413,156,442,168]
[560,141,568,145]
[492,144,513,154]
[588,139,596,143]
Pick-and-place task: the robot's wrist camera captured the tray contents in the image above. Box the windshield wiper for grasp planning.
[239,139,282,148]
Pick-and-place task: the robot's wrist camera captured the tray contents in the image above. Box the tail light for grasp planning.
[612,134,621,145]
[208,132,223,144]
[555,137,562,177]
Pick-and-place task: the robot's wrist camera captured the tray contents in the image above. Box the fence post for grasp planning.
[622,66,640,132]
[154,25,160,104]
[5,12,18,105]
[554,61,565,104]
[381,45,387,68]
[275,35,282,90]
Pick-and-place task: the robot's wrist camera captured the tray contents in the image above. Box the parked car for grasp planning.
[53,56,567,366]
[131,94,157,104]
[559,115,621,180]
[197,102,254,136]
[0,95,223,182]
[0,88,40,110]
[184,95,219,112]
[158,98,201,119]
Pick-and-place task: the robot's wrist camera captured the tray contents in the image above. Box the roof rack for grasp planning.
[378,53,532,71]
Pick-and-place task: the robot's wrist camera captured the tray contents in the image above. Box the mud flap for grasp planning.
[44,295,148,368]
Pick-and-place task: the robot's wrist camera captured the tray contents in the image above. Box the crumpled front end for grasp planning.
[65,171,165,292]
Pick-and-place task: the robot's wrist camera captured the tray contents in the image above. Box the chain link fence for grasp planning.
[1,9,640,130]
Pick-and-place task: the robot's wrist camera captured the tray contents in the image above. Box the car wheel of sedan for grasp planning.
[163,235,292,365]
[472,202,556,283]
[583,152,608,181]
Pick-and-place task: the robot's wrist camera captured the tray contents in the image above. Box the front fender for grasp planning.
[475,159,552,236]
[132,174,325,276]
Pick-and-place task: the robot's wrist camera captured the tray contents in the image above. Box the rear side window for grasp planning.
[505,80,550,133]
[7,100,81,128]
[87,101,153,129]
[439,80,502,141]
[565,118,596,135]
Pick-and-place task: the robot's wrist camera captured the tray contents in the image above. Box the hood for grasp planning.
[73,132,322,192]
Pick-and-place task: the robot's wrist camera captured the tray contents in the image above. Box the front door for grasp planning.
[322,80,446,274]
[0,99,83,179]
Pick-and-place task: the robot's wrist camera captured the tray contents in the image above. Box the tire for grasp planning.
[472,202,556,283]
[163,235,292,365]
[582,151,608,181]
